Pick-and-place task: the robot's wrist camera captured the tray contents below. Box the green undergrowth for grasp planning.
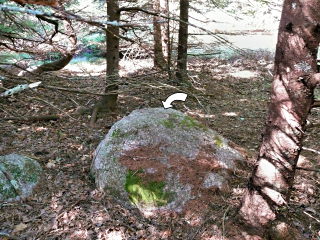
[124,170,173,207]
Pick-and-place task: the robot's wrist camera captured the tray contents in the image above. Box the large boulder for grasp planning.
[0,154,43,202]
[91,108,244,215]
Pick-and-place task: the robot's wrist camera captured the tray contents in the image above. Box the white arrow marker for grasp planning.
[162,93,188,109]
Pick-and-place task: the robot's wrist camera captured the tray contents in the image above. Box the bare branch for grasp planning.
[0,5,139,28]
[118,7,243,53]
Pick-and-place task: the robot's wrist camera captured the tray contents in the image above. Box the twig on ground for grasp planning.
[41,85,109,96]
[303,211,320,223]
[222,206,230,238]
[306,122,320,128]
[30,97,76,120]
[296,167,320,173]
[312,100,320,108]
[1,115,60,122]
[302,147,320,155]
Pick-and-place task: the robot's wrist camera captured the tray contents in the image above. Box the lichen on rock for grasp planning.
[0,153,43,202]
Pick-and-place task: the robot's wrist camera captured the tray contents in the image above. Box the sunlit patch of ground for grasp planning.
[63,57,154,77]
[64,59,106,76]
[228,70,258,79]
[120,58,153,76]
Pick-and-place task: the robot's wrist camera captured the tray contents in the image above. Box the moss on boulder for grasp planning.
[0,154,42,202]
[91,108,244,215]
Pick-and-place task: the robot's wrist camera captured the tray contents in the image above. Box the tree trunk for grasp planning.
[105,0,120,109]
[162,0,172,79]
[175,0,189,82]
[90,0,120,126]
[160,0,169,60]
[239,0,320,235]
[153,0,166,69]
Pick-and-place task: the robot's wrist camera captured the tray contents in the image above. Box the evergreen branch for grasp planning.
[0,5,140,28]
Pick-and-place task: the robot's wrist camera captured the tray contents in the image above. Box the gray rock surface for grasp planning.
[0,153,42,202]
[91,108,244,214]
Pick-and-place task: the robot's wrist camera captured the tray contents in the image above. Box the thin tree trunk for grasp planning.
[153,0,166,69]
[176,0,189,83]
[105,0,120,108]
[160,0,169,60]
[162,0,171,78]
[90,0,120,126]
[239,0,320,235]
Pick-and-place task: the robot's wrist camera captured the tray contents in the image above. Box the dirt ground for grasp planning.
[0,53,319,239]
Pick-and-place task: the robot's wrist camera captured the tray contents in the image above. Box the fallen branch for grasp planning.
[2,114,59,122]
[303,211,320,223]
[302,147,320,155]
[0,81,41,97]
[0,74,110,97]
[296,166,320,173]
[41,85,109,96]
[306,121,320,128]
[312,100,320,108]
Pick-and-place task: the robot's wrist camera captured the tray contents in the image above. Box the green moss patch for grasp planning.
[160,114,207,130]
[1,158,40,184]
[0,173,17,199]
[0,155,42,201]
[160,119,176,129]
[214,136,224,148]
[179,116,207,130]
[111,128,131,139]
[124,170,173,207]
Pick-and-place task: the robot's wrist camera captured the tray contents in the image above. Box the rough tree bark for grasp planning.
[105,0,120,108]
[239,0,320,236]
[90,0,120,126]
[153,0,166,69]
[176,0,189,82]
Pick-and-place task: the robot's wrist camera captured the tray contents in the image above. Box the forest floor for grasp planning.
[0,53,319,239]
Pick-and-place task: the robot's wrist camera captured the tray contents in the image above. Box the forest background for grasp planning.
[0,0,319,239]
